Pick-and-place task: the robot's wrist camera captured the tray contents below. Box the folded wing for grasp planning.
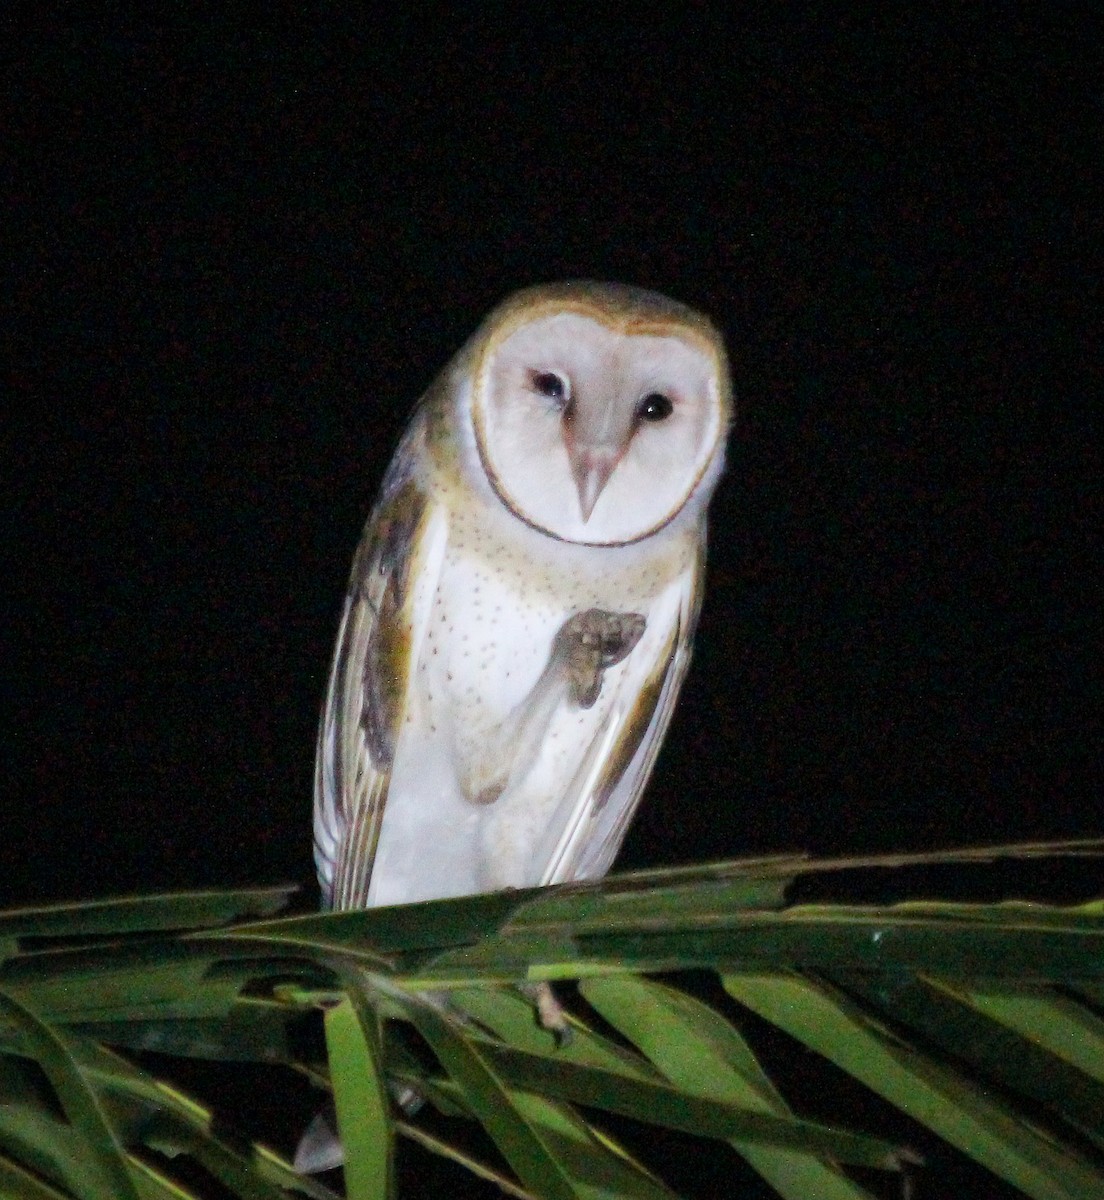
[313,418,438,910]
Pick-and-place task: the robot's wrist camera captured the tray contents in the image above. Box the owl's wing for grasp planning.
[312,414,446,910]
[538,542,705,885]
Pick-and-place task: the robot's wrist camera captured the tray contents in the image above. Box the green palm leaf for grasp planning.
[0,841,1101,1198]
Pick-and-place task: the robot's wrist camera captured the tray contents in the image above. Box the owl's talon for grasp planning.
[520,981,573,1046]
[556,608,646,708]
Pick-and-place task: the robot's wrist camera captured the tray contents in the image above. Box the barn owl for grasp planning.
[313,281,731,912]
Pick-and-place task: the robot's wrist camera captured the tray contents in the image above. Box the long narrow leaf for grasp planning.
[0,1105,101,1200]
[837,972,1104,1141]
[127,1157,206,1200]
[0,1105,198,1200]
[0,989,139,1200]
[86,1049,341,1200]
[0,946,235,1025]
[387,988,582,1200]
[446,988,682,1198]
[503,1090,682,1200]
[72,1006,295,1062]
[448,1030,909,1171]
[935,979,1104,1085]
[450,987,662,1080]
[394,1120,538,1199]
[209,889,532,961]
[0,1152,73,1200]
[506,875,796,928]
[582,976,879,1200]
[324,993,393,1200]
[725,971,1104,1200]
[0,887,296,940]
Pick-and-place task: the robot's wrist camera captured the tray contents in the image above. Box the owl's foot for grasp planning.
[519,981,574,1047]
[555,608,646,709]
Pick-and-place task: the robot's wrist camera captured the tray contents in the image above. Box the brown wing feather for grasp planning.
[566,539,705,882]
[313,420,429,910]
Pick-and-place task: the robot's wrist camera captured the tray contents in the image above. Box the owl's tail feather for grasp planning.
[294,1086,425,1175]
[293,1104,341,1174]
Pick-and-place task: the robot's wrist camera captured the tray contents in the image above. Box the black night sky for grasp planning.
[7,9,1101,913]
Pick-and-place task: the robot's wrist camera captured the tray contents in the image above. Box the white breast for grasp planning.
[368,491,692,904]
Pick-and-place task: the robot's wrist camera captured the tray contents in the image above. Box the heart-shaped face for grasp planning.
[467,282,731,546]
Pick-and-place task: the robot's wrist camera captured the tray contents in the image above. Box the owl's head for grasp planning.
[464,281,732,547]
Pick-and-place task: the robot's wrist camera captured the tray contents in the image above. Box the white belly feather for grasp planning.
[367,498,693,905]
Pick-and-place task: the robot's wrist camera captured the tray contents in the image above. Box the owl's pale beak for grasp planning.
[570,449,620,522]
[564,434,625,523]
[562,399,632,523]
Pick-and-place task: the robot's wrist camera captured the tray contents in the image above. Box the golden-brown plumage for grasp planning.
[313,282,731,910]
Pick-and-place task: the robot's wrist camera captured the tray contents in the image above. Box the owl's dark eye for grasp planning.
[530,370,568,403]
[637,392,674,422]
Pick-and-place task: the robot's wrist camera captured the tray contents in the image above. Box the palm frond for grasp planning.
[1,842,1102,1198]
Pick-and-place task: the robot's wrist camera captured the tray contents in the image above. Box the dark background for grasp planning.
[4,7,1102,1197]
[7,8,1101,903]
